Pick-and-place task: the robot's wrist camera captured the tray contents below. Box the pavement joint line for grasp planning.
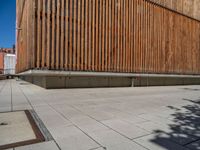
[69,104,132,138]
[0,80,6,93]
[133,140,152,150]
[10,80,13,112]
[134,114,200,146]
[35,103,74,150]
[184,138,200,146]
[15,81,62,150]
[122,118,151,126]
[52,140,62,150]
[29,109,61,148]
[0,80,3,88]
[2,80,200,150]
[17,81,34,110]
[133,123,200,148]
[131,133,155,140]
[21,92,62,150]
[68,104,151,149]
[29,110,54,141]
[88,146,105,150]
[47,103,104,148]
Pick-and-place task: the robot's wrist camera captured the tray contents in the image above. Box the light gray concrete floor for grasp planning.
[0,111,36,146]
[0,79,200,150]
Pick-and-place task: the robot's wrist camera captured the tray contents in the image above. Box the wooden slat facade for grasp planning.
[16,0,200,75]
[148,0,200,21]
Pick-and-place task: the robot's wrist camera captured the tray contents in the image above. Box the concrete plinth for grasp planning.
[19,75,200,89]
[18,70,200,89]
[21,76,132,89]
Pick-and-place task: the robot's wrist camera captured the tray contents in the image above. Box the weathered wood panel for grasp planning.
[16,0,200,75]
[148,0,200,21]
[16,0,35,72]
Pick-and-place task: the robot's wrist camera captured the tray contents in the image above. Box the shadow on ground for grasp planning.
[150,97,200,150]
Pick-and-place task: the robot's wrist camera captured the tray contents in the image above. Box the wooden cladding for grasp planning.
[149,0,200,21]
[16,0,200,75]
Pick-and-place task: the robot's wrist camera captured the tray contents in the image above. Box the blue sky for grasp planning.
[0,0,16,48]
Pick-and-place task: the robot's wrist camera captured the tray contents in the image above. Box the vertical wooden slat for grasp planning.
[17,0,200,76]
[116,0,119,71]
[111,0,115,71]
[138,0,141,72]
[46,0,51,69]
[99,0,102,71]
[101,0,104,71]
[95,0,99,71]
[85,0,88,70]
[51,0,56,69]
[65,0,69,70]
[73,0,77,70]
[133,0,137,72]
[122,0,126,72]
[109,0,112,71]
[81,0,85,70]
[119,0,124,71]
[116,0,119,72]
[128,0,131,72]
[105,0,109,71]
[88,0,92,70]
[56,0,61,69]
[130,0,133,72]
[37,0,42,68]
[41,0,46,68]
[91,0,96,71]
[60,0,65,69]
[69,0,73,70]
[77,0,81,70]
[30,0,35,69]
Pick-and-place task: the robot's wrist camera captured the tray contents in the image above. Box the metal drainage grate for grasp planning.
[0,110,52,150]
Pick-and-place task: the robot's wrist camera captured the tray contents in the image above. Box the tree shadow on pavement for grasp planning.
[150,98,200,150]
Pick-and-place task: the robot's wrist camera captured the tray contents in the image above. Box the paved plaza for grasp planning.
[0,79,200,150]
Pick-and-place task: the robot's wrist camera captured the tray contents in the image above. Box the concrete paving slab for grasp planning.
[52,104,85,120]
[34,106,72,129]
[186,140,200,150]
[89,129,147,149]
[50,125,99,150]
[134,134,190,150]
[68,116,109,134]
[160,132,197,146]
[0,96,11,108]
[15,141,59,150]
[13,105,32,111]
[135,121,197,145]
[135,120,171,133]
[0,111,36,147]
[80,109,115,121]
[0,107,11,113]
[102,119,150,139]
[104,142,148,150]
[120,115,148,124]
[56,138,99,150]
[137,113,175,124]
[94,147,106,150]
[0,80,200,150]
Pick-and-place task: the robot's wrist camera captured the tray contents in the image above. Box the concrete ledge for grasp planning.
[21,76,132,89]
[20,75,200,89]
[18,70,200,78]
[18,70,200,89]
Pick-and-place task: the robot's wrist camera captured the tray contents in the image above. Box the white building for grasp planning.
[4,54,16,75]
